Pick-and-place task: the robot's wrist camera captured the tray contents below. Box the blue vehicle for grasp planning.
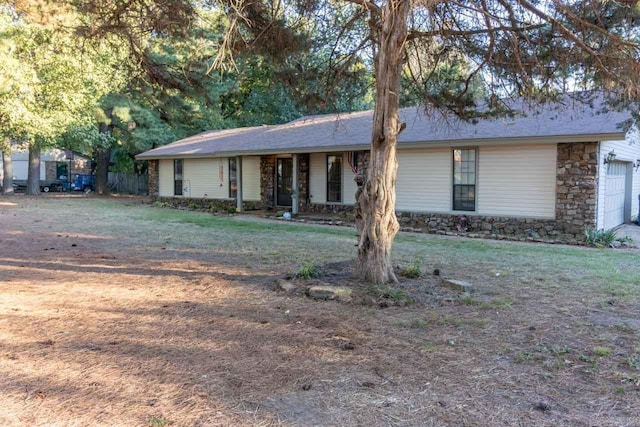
[70,174,96,192]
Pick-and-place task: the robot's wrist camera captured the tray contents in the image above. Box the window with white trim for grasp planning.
[327,155,342,203]
[229,158,237,198]
[453,149,476,211]
[174,159,183,196]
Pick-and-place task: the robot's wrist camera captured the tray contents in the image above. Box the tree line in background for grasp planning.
[0,0,486,196]
[0,0,375,194]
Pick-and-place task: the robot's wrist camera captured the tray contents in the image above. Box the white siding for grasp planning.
[396,148,452,212]
[310,145,556,216]
[158,159,174,197]
[308,152,358,205]
[242,156,261,201]
[597,136,640,228]
[12,161,29,180]
[183,158,229,199]
[159,157,257,201]
[0,160,46,180]
[477,144,556,218]
[309,152,326,204]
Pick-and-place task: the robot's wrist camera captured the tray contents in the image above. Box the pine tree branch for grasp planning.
[406,24,544,41]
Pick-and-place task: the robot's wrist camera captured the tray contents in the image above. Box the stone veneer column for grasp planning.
[297,154,310,210]
[148,160,159,196]
[555,142,598,236]
[260,155,276,209]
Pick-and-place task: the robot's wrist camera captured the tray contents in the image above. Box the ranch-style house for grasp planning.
[136,96,640,243]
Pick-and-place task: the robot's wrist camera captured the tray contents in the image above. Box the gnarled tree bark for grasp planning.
[354,0,409,285]
[26,145,41,195]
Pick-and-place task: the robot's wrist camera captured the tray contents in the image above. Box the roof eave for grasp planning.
[135,132,626,160]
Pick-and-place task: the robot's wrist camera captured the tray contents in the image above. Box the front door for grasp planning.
[276,157,293,206]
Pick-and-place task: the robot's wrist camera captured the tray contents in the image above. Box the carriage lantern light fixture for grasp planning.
[634,159,640,172]
[603,150,616,165]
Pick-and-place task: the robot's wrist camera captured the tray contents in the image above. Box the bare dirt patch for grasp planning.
[1,195,639,426]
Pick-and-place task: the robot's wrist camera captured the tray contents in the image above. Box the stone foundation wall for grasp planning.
[148,160,159,196]
[300,206,581,244]
[154,196,262,212]
[396,212,566,242]
[305,203,355,215]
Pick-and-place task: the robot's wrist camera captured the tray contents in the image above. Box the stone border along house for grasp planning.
[137,96,640,244]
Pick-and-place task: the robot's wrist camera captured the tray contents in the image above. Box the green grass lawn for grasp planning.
[17,195,639,299]
[139,198,639,298]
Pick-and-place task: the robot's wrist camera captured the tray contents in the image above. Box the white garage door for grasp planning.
[604,161,627,229]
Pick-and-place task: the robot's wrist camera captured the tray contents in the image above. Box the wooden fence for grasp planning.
[108,172,149,195]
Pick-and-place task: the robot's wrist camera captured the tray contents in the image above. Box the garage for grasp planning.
[603,161,628,229]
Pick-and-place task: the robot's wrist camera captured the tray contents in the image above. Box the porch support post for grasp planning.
[292,154,299,215]
[236,155,243,212]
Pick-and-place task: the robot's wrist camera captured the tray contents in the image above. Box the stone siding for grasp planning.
[260,155,276,209]
[259,154,310,211]
[555,142,598,235]
[154,196,262,212]
[297,154,310,208]
[148,160,159,196]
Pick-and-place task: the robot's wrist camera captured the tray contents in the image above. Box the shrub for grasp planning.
[297,261,319,279]
[399,259,421,278]
[584,227,617,248]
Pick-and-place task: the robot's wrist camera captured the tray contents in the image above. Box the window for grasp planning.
[229,158,237,198]
[452,149,476,211]
[174,159,183,196]
[327,155,342,203]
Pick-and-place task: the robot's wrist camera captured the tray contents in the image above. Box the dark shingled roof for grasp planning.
[136,97,632,159]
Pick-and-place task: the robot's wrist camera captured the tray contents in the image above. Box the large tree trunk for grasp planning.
[95,112,112,195]
[354,0,409,285]
[2,150,14,194]
[95,146,110,195]
[26,145,41,195]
